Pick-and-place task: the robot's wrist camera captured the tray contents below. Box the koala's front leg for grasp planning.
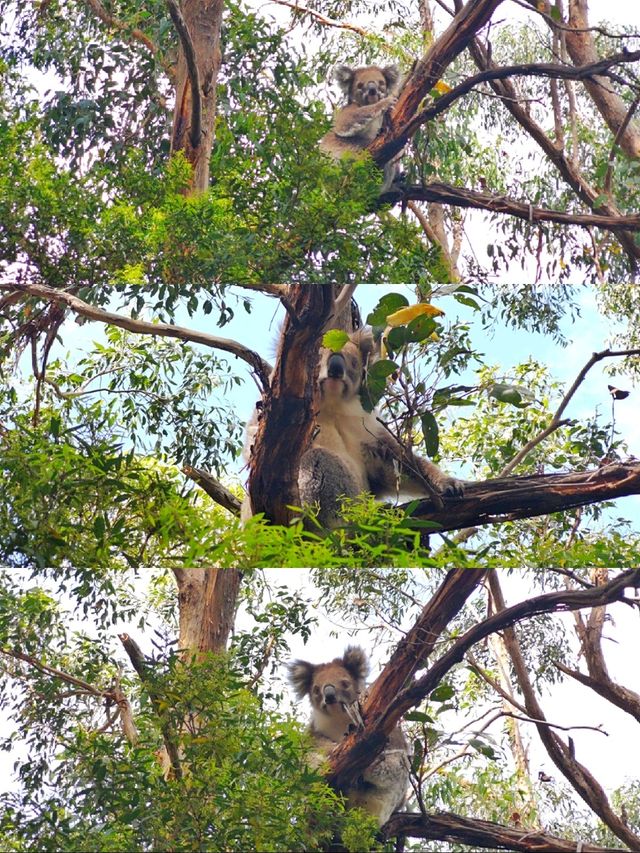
[414,455,465,497]
[334,96,397,138]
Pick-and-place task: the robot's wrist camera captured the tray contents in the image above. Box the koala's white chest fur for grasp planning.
[313,394,378,492]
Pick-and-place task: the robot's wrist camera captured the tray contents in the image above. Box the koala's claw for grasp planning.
[440,477,465,497]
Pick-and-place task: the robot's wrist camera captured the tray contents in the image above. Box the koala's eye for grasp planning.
[313,685,321,695]
[356,82,364,89]
[340,679,351,689]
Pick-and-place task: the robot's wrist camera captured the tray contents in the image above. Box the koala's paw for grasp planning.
[383,95,398,108]
[439,476,465,497]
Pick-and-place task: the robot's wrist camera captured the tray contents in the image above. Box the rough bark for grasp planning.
[169,0,224,193]
[404,461,640,532]
[384,811,627,852]
[246,284,335,524]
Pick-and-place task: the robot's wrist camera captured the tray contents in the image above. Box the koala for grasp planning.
[288,645,409,826]
[298,328,464,528]
[319,64,403,193]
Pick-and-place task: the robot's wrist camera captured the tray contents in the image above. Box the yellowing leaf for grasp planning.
[386,303,445,326]
[433,80,452,95]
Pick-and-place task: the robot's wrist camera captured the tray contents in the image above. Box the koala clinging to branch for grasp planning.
[319,64,403,193]
[288,645,409,826]
[298,328,463,528]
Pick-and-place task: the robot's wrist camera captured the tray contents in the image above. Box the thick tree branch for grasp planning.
[384,811,627,853]
[0,282,271,390]
[166,0,201,149]
[380,181,640,231]
[369,0,506,166]
[406,51,640,139]
[405,460,640,531]
[326,570,640,792]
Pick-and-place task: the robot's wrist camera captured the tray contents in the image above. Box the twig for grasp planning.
[501,347,640,476]
[267,0,370,37]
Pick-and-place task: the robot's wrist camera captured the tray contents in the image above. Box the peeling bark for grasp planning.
[169,0,224,193]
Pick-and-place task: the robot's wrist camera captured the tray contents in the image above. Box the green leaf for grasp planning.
[366,292,409,326]
[421,411,439,457]
[322,329,349,352]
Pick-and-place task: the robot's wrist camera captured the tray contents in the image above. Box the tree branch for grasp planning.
[166,0,201,149]
[501,347,640,476]
[83,0,164,65]
[0,282,271,390]
[487,572,640,850]
[466,37,640,269]
[405,460,640,531]
[182,465,241,515]
[405,51,640,139]
[380,181,640,232]
[384,811,627,853]
[267,0,370,36]
[369,0,506,166]
[118,632,183,779]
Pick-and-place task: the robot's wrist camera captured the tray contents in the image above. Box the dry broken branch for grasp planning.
[183,465,242,515]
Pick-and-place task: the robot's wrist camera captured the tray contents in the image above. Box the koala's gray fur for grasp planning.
[298,328,463,528]
[319,64,403,193]
[288,645,409,826]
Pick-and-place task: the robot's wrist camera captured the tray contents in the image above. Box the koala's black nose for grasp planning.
[323,684,337,704]
[327,354,345,379]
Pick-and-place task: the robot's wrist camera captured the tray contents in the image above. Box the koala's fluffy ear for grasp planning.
[382,64,401,92]
[351,328,377,369]
[333,64,355,94]
[342,645,369,689]
[287,659,315,700]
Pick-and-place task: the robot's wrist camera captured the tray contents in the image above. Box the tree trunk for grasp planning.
[174,568,242,655]
[169,0,224,193]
